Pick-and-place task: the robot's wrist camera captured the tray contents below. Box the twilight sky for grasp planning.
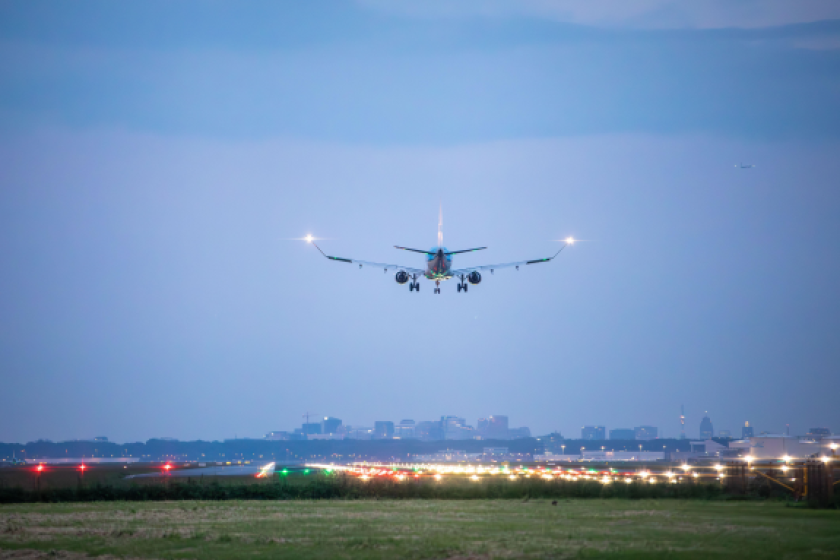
[1,1,839,443]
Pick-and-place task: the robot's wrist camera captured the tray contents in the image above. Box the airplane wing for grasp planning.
[449,244,569,276]
[312,242,425,275]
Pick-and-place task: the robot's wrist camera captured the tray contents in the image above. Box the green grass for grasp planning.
[1,499,838,559]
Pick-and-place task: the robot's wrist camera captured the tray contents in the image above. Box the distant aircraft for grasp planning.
[307,209,573,294]
[735,163,756,168]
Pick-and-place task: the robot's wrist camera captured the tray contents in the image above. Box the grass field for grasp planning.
[1,499,838,559]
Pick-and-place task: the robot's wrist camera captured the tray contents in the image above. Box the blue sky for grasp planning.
[1,1,839,442]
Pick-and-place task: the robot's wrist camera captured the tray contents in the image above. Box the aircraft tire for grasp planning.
[464,284,468,293]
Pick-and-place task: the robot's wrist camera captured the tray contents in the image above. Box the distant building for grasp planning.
[442,416,473,440]
[482,447,509,456]
[321,417,342,435]
[93,437,108,442]
[699,414,714,439]
[808,427,831,437]
[302,423,322,436]
[746,435,820,460]
[486,415,509,439]
[265,431,298,441]
[581,450,664,462]
[634,426,658,440]
[344,426,373,440]
[718,430,731,438]
[508,427,531,439]
[395,419,416,439]
[609,428,636,440]
[581,426,606,440]
[543,432,564,453]
[742,422,754,439]
[415,421,443,441]
[373,421,395,439]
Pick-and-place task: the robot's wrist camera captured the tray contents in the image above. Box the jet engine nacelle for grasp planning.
[395,271,410,284]
[468,271,482,285]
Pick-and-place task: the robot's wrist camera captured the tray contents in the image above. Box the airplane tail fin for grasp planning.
[438,204,443,247]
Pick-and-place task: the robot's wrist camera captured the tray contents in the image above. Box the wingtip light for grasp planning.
[566,237,575,245]
[305,235,314,244]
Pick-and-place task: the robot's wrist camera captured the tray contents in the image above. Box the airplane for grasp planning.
[735,162,756,169]
[306,210,574,294]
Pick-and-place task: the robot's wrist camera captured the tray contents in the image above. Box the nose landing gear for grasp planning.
[434,280,441,294]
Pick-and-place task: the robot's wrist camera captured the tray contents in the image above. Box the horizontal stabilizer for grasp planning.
[394,246,435,255]
[444,247,487,255]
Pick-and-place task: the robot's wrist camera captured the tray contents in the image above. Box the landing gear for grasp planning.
[409,274,420,292]
[434,280,441,294]
[456,275,468,293]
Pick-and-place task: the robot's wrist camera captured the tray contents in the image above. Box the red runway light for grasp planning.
[79,464,86,471]
[36,465,44,472]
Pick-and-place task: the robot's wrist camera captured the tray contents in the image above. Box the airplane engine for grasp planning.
[395,271,410,284]
[468,271,482,285]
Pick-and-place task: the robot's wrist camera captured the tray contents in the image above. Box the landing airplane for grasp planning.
[735,162,755,169]
[307,211,574,294]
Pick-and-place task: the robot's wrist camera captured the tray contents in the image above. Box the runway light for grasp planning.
[79,464,86,471]
[509,475,517,481]
[714,465,723,471]
[782,455,791,462]
[470,475,479,481]
[821,456,831,463]
[37,465,43,472]
[781,465,789,473]
[745,456,754,463]
[434,474,442,481]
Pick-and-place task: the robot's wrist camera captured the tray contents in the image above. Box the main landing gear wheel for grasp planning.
[435,280,441,294]
[409,282,419,291]
[457,284,462,292]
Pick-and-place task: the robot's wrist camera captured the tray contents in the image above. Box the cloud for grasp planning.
[358,0,840,29]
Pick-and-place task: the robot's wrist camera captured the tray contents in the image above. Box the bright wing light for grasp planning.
[305,235,313,243]
[566,237,575,245]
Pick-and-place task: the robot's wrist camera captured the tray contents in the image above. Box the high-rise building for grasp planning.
[634,426,658,440]
[699,413,714,439]
[742,421,754,438]
[582,426,606,440]
[373,421,395,439]
[302,423,322,436]
[415,420,443,441]
[321,417,342,435]
[609,428,636,440]
[487,416,509,439]
[395,419,415,438]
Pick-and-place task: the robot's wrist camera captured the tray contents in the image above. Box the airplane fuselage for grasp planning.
[426,247,453,280]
